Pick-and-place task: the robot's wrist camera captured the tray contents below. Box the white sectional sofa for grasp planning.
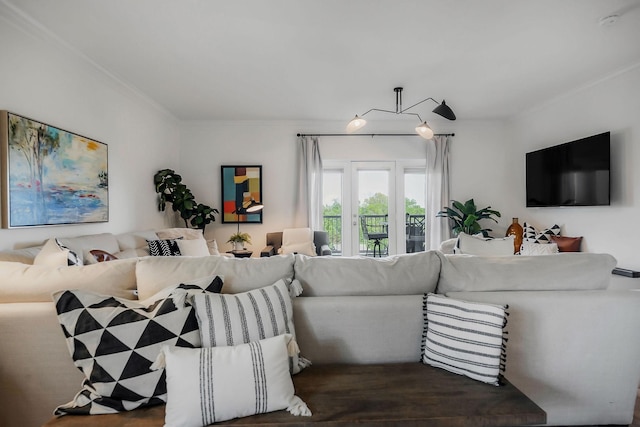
[0,230,639,427]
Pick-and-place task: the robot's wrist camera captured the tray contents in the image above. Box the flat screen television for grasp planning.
[526,132,610,207]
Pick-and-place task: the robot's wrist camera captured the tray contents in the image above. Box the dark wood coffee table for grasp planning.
[45,363,545,427]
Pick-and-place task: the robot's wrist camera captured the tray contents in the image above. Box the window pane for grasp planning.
[405,170,425,253]
[358,170,389,256]
[322,171,342,255]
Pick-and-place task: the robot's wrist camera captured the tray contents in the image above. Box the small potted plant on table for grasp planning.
[227,232,252,251]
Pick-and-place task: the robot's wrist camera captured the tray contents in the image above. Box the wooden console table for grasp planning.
[45,363,545,427]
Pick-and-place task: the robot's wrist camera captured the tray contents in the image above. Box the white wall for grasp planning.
[0,9,180,250]
[510,64,640,270]
[179,119,514,253]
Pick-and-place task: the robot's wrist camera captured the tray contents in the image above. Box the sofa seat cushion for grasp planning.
[293,251,441,297]
[135,254,296,300]
[436,252,617,293]
[52,276,223,416]
[0,258,138,303]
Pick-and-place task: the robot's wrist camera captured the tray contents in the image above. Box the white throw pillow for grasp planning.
[519,241,559,256]
[455,233,515,256]
[280,228,316,256]
[190,279,308,374]
[155,334,311,427]
[33,238,70,267]
[421,293,508,386]
[177,238,210,257]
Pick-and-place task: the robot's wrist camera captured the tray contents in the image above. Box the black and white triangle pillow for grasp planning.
[523,222,560,244]
[55,238,81,266]
[52,275,223,415]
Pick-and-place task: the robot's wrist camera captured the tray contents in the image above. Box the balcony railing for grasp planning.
[322,214,425,256]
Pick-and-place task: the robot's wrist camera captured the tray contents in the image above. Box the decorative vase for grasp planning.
[233,241,244,251]
[505,217,523,254]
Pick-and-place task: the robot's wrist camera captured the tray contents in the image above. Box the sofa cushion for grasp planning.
[52,276,223,416]
[0,258,138,303]
[293,251,441,297]
[155,228,204,241]
[157,335,310,426]
[191,279,307,374]
[0,245,42,264]
[436,252,617,293]
[421,293,508,386]
[135,254,296,300]
[454,233,515,256]
[293,295,424,364]
[115,230,159,251]
[56,233,120,265]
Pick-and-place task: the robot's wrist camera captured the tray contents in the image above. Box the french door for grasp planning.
[323,161,426,257]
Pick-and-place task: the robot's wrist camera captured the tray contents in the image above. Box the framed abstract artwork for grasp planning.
[0,111,108,228]
[221,165,262,224]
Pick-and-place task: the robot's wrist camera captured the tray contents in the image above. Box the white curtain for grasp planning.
[425,135,452,250]
[294,136,323,230]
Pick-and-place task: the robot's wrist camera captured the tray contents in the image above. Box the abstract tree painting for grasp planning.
[1,112,108,228]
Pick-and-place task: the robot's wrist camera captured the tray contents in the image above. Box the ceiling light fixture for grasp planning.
[347,87,456,139]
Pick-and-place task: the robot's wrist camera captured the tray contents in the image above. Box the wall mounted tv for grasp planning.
[526,132,610,207]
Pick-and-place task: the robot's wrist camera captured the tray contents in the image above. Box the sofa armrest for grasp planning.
[260,245,275,257]
[319,244,331,256]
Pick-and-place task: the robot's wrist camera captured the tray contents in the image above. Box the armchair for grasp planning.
[260,229,332,257]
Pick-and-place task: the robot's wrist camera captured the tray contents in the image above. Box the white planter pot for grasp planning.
[233,242,244,251]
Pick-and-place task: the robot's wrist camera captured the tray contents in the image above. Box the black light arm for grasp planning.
[358,87,456,121]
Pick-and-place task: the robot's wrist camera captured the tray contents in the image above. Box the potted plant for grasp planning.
[153,169,219,231]
[436,199,501,237]
[227,232,251,251]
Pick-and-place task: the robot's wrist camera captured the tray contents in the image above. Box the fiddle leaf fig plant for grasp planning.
[436,198,501,237]
[154,168,219,231]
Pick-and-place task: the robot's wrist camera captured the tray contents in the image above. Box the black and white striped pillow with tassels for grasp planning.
[421,293,508,386]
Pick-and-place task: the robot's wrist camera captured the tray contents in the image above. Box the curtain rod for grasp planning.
[296,132,455,137]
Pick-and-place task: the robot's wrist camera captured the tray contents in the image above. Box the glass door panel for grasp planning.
[404,169,426,253]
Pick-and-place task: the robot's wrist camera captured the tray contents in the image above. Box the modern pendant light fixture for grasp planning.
[347,87,456,139]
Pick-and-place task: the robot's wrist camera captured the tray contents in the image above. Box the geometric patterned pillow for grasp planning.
[190,279,309,374]
[55,238,82,266]
[52,275,223,415]
[421,293,508,386]
[147,239,182,256]
[523,222,560,243]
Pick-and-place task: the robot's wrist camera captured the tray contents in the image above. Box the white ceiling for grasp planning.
[3,0,640,122]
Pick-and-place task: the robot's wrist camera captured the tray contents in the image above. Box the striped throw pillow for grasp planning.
[190,279,309,374]
[421,293,508,386]
[156,335,311,425]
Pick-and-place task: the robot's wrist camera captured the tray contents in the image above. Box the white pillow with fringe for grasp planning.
[153,334,311,427]
[421,293,508,386]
